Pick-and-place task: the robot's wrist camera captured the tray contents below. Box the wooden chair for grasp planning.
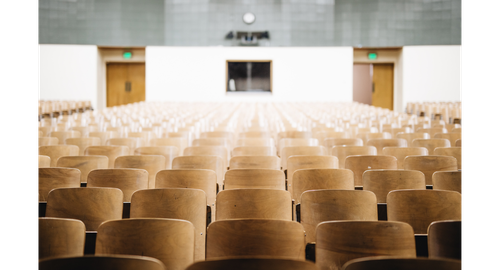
[201,131,234,141]
[156,169,217,212]
[87,169,148,202]
[114,155,165,188]
[237,131,272,138]
[434,133,461,146]
[150,137,187,156]
[287,155,338,180]
[96,218,195,270]
[193,138,231,148]
[39,168,81,201]
[206,219,305,260]
[172,156,225,189]
[65,137,101,155]
[89,131,119,145]
[234,138,275,148]
[381,147,428,169]
[300,190,378,242]
[39,255,166,270]
[384,127,411,138]
[279,138,318,157]
[39,155,51,168]
[428,220,461,260]
[69,126,91,137]
[330,146,377,169]
[186,258,317,270]
[184,146,229,169]
[404,156,457,185]
[128,131,155,146]
[229,156,280,170]
[278,131,312,141]
[50,131,81,144]
[451,128,461,133]
[291,168,355,208]
[106,138,144,155]
[39,217,85,259]
[345,155,398,187]
[411,138,451,155]
[315,131,350,146]
[432,171,461,193]
[455,139,461,147]
[396,132,430,145]
[281,146,327,170]
[341,257,461,270]
[232,146,276,157]
[39,145,79,167]
[224,169,285,190]
[39,126,51,137]
[355,132,391,145]
[316,221,416,270]
[363,170,426,203]
[39,137,59,146]
[416,127,447,138]
[434,147,461,169]
[45,187,123,231]
[216,189,292,220]
[324,138,363,149]
[57,156,108,183]
[366,138,408,154]
[130,188,207,261]
[387,190,461,234]
[134,146,178,169]
[84,145,130,168]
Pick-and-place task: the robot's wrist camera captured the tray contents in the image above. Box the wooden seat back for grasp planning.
[87,168,148,202]
[39,137,59,146]
[434,133,461,146]
[232,146,276,157]
[89,131,119,145]
[316,221,416,270]
[39,255,166,270]
[291,169,355,204]
[57,156,108,183]
[404,156,457,185]
[134,146,178,169]
[149,137,187,156]
[355,132,392,145]
[106,138,144,155]
[50,131,81,144]
[235,138,275,148]
[432,171,461,193]
[114,155,165,188]
[300,190,378,242]
[172,156,225,188]
[287,155,338,180]
[428,220,461,260]
[366,138,407,154]
[184,146,229,169]
[381,147,428,169]
[396,132,430,145]
[216,189,292,220]
[229,156,280,170]
[39,168,81,201]
[363,170,426,203]
[45,187,123,231]
[224,169,285,190]
[39,145,79,167]
[130,188,207,261]
[279,138,319,157]
[434,147,461,169]
[237,131,272,138]
[206,219,305,261]
[411,138,451,155]
[330,146,377,169]
[84,145,129,168]
[96,218,195,270]
[39,217,85,259]
[324,138,363,149]
[39,155,51,168]
[387,190,461,234]
[281,146,327,170]
[65,137,101,155]
[345,155,398,186]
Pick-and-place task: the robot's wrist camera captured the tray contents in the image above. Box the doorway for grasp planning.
[106,63,145,107]
[352,63,394,110]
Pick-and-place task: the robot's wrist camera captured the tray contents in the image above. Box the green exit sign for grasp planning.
[368,52,377,60]
[123,52,132,59]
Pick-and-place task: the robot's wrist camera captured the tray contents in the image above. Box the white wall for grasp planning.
[39,45,98,108]
[402,46,461,109]
[146,47,353,102]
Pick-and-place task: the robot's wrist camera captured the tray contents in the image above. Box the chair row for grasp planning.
[40,216,461,269]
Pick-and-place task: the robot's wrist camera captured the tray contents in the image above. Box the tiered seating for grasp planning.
[38,101,462,269]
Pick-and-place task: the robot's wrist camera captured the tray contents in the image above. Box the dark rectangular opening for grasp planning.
[226,60,272,92]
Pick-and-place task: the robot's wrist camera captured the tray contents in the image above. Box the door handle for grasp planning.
[125,81,131,92]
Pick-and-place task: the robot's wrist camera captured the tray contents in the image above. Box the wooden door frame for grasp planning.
[353,48,402,112]
[97,47,146,110]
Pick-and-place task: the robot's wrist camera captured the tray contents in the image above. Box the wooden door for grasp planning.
[106,63,145,107]
[372,64,394,110]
